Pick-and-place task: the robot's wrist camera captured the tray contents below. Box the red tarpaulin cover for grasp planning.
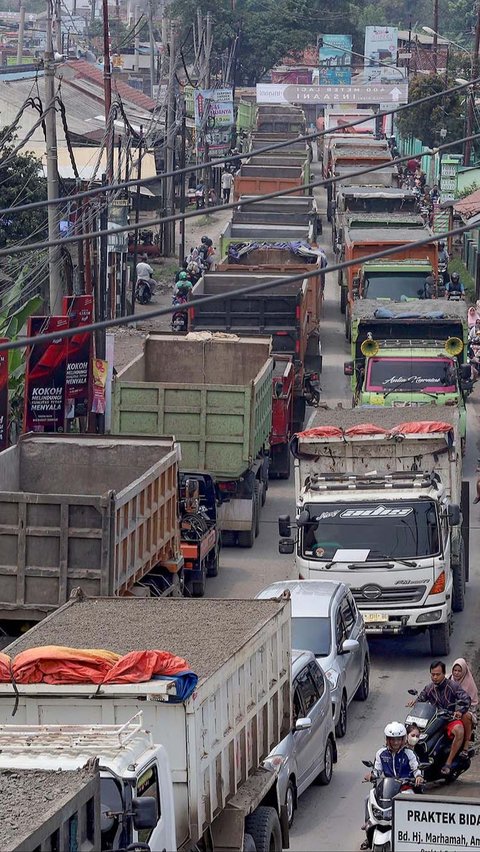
[1,646,191,685]
[298,421,452,439]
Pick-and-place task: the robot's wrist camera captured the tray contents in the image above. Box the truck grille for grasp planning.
[352,584,426,604]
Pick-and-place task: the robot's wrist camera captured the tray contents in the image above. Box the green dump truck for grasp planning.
[112,334,273,548]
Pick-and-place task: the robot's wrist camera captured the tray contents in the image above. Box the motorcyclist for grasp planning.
[135,254,155,300]
[174,270,193,298]
[361,722,423,850]
[406,660,471,776]
[446,271,465,299]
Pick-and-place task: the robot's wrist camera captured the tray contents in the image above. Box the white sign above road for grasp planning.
[393,793,480,852]
[256,82,408,105]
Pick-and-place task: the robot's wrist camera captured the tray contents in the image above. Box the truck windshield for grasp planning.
[292,616,331,656]
[363,271,430,300]
[366,356,457,393]
[302,500,440,561]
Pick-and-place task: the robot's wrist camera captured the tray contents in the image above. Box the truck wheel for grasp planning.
[279,446,291,480]
[245,806,282,852]
[237,521,255,548]
[192,562,206,597]
[452,543,466,612]
[254,482,261,538]
[345,311,350,341]
[243,834,257,852]
[429,622,450,656]
[206,541,219,578]
[340,286,346,315]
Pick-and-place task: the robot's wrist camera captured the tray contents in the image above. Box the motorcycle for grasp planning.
[361,762,419,851]
[135,278,153,305]
[303,372,321,407]
[447,290,464,302]
[406,690,474,783]
[171,289,189,332]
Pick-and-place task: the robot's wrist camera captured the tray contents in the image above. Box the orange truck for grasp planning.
[338,225,438,336]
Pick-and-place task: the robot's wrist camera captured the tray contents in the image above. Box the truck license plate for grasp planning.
[364,612,388,623]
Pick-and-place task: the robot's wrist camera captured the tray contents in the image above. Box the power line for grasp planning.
[0,129,477,259]
[0,215,475,352]
[0,74,478,219]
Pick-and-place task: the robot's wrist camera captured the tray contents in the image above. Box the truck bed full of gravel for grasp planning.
[0,767,95,851]
[307,404,457,432]
[5,597,286,682]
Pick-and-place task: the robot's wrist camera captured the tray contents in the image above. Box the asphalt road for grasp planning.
[207,163,480,851]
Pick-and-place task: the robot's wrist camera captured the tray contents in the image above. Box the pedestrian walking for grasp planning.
[221,169,233,204]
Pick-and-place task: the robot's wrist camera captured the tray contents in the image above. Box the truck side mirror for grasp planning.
[279,538,295,554]
[447,503,461,527]
[296,509,310,527]
[344,361,354,376]
[132,797,158,831]
[278,514,291,537]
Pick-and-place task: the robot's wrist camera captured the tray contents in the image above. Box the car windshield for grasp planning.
[292,616,332,657]
[366,356,457,393]
[363,271,430,300]
[302,500,440,561]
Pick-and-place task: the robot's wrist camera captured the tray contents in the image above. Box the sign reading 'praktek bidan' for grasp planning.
[393,794,480,851]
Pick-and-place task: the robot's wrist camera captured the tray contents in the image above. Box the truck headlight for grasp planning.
[416,610,443,623]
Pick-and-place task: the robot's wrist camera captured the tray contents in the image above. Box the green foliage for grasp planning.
[457,181,480,199]
[395,74,463,149]
[0,133,47,248]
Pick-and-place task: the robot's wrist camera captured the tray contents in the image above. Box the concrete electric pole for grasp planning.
[45,0,63,313]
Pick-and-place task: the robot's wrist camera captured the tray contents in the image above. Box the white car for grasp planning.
[256,580,370,737]
[264,649,337,827]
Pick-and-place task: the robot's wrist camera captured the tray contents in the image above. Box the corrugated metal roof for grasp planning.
[60,59,157,112]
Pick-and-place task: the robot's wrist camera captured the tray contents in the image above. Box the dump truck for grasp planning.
[0,766,101,852]
[344,300,471,440]
[0,434,184,628]
[278,406,468,657]
[188,274,322,431]
[0,594,292,852]
[269,355,295,479]
[112,334,273,547]
[233,163,308,201]
[338,224,438,327]
[227,194,320,235]
[256,104,306,134]
[326,143,392,219]
[219,205,318,258]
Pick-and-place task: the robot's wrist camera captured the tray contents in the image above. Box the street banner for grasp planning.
[256,82,408,105]
[0,340,8,450]
[364,26,400,82]
[63,295,94,419]
[319,34,352,85]
[91,358,108,415]
[194,88,234,152]
[24,316,69,433]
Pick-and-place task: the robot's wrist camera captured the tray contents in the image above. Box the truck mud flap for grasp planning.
[461,480,470,581]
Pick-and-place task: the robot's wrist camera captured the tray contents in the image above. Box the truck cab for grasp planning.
[357,259,436,301]
[0,714,177,852]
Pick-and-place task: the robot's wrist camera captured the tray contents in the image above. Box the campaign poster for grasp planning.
[91,358,108,415]
[23,316,69,433]
[194,88,234,152]
[363,26,399,82]
[319,34,352,84]
[0,340,8,450]
[63,295,94,419]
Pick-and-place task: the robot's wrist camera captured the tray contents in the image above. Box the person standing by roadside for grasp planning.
[221,169,234,204]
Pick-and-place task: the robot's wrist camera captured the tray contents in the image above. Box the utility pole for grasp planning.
[164,21,176,256]
[16,3,25,65]
[134,5,141,72]
[178,97,186,265]
[148,0,156,98]
[465,1,480,165]
[131,128,143,315]
[45,0,63,314]
[432,0,438,72]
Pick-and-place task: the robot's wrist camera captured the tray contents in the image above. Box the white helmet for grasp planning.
[384,722,406,738]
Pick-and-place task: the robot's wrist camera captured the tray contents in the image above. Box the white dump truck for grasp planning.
[0,593,292,851]
[279,407,468,656]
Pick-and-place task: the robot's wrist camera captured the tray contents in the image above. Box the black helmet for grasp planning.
[451,272,460,282]
[438,242,445,250]
[201,235,209,244]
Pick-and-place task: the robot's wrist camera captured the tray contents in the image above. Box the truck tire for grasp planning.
[254,482,261,538]
[243,834,257,852]
[452,542,466,613]
[237,505,256,548]
[429,622,450,657]
[340,286,346,315]
[192,562,206,597]
[206,541,219,578]
[245,806,282,852]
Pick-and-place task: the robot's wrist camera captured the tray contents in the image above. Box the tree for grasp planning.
[395,73,463,149]
[0,132,47,248]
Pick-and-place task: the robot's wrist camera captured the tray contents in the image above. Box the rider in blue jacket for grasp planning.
[369,721,424,783]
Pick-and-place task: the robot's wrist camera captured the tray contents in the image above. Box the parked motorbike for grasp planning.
[362,762,419,851]
[303,372,321,407]
[135,278,153,305]
[406,690,474,784]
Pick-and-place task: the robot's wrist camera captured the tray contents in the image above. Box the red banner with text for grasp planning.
[63,295,94,419]
[0,340,8,450]
[24,316,69,433]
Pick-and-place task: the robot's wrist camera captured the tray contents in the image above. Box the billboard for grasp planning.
[319,34,352,84]
[0,340,8,450]
[63,294,94,419]
[24,316,69,433]
[364,26,400,82]
[194,88,234,152]
[256,82,408,105]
